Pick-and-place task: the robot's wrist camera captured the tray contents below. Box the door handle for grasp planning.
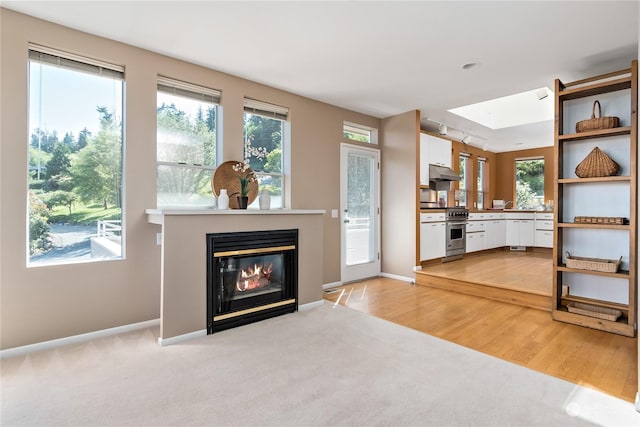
[343,219,350,224]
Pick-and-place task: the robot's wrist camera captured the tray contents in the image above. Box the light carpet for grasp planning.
[1,302,639,426]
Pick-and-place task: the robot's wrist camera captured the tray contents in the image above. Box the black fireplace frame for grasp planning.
[206,229,298,334]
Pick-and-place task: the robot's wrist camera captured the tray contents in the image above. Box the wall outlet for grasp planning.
[331,209,338,218]
[156,233,162,245]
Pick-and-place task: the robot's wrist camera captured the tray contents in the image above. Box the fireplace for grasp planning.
[206,229,298,333]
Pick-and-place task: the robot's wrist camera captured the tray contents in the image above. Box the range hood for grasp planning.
[429,164,461,181]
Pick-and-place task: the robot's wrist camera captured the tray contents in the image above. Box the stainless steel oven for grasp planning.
[444,207,468,261]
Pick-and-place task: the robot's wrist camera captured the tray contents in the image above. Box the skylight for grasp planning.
[448,87,554,130]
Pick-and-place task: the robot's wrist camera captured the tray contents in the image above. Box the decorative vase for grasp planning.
[237,196,249,209]
[218,189,229,210]
[259,189,271,210]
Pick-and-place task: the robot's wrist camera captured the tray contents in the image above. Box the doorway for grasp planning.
[340,143,381,283]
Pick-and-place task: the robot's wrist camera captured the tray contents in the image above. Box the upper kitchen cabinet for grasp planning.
[419,133,452,185]
[552,60,637,337]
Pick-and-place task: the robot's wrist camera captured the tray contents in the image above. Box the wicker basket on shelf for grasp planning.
[566,302,622,321]
[575,100,620,132]
[574,147,620,178]
[565,252,621,273]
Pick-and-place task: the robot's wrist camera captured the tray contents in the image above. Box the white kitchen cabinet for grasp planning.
[419,133,430,185]
[535,212,554,248]
[466,213,488,253]
[486,219,506,249]
[430,137,452,168]
[466,231,485,253]
[505,213,535,247]
[420,133,452,171]
[420,221,446,261]
[535,230,554,248]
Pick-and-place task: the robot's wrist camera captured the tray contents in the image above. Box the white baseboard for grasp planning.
[381,272,415,284]
[299,300,324,311]
[322,281,342,290]
[157,329,207,347]
[158,301,323,346]
[0,318,160,359]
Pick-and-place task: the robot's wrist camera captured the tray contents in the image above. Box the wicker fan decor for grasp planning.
[574,147,620,178]
[575,100,620,133]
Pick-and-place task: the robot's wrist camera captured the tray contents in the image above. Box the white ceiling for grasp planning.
[3,1,638,152]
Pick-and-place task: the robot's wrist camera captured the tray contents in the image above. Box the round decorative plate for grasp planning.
[211,160,259,209]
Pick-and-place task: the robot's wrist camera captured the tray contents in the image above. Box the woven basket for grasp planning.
[574,147,620,178]
[565,252,621,273]
[567,302,622,321]
[575,100,620,132]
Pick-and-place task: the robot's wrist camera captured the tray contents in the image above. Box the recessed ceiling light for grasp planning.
[462,62,479,70]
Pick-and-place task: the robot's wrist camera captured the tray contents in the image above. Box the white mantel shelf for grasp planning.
[146,208,326,225]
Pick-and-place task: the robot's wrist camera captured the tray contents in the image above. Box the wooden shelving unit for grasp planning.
[552,61,637,337]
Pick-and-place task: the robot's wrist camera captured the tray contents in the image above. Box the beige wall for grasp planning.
[380,110,420,277]
[0,9,384,349]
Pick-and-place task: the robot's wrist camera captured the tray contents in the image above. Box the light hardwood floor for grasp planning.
[324,253,638,403]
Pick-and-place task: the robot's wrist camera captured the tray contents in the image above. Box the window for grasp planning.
[27,46,124,266]
[515,158,544,209]
[477,157,486,209]
[157,77,220,207]
[243,98,288,209]
[457,153,470,207]
[343,121,378,144]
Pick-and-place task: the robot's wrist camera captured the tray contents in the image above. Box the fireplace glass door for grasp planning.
[207,229,298,333]
[217,252,287,314]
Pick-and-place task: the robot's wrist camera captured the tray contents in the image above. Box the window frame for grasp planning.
[458,152,471,207]
[27,45,125,267]
[156,76,222,207]
[243,98,289,209]
[477,157,487,210]
[343,121,378,145]
[514,156,545,210]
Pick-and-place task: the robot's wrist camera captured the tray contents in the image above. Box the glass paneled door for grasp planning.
[340,144,380,283]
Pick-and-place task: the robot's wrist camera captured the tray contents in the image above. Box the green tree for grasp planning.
[72,107,122,209]
[77,128,91,151]
[516,181,541,209]
[45,190,78,215]
[46,142,72,179]
[243,114,282,172]
[28,191,52,254]
[516,159,544,196]
[30,128,59,153]
[264,148,282,173]
[156,102,216,198]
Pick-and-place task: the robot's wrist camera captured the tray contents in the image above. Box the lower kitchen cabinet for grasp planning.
[420,221,446,261]
[535,230,553,248]
[485,219,506,249]
[505,214,535,247]
[466,231,485,253]
[535,213,553,248]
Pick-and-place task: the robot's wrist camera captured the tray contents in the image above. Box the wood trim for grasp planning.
[551,309,635,337]
[415,271,551,312]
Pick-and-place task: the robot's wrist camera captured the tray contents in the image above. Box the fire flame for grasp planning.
[236,263,273,292]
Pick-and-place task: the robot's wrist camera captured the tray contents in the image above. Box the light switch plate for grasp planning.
[331,209,338,218]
